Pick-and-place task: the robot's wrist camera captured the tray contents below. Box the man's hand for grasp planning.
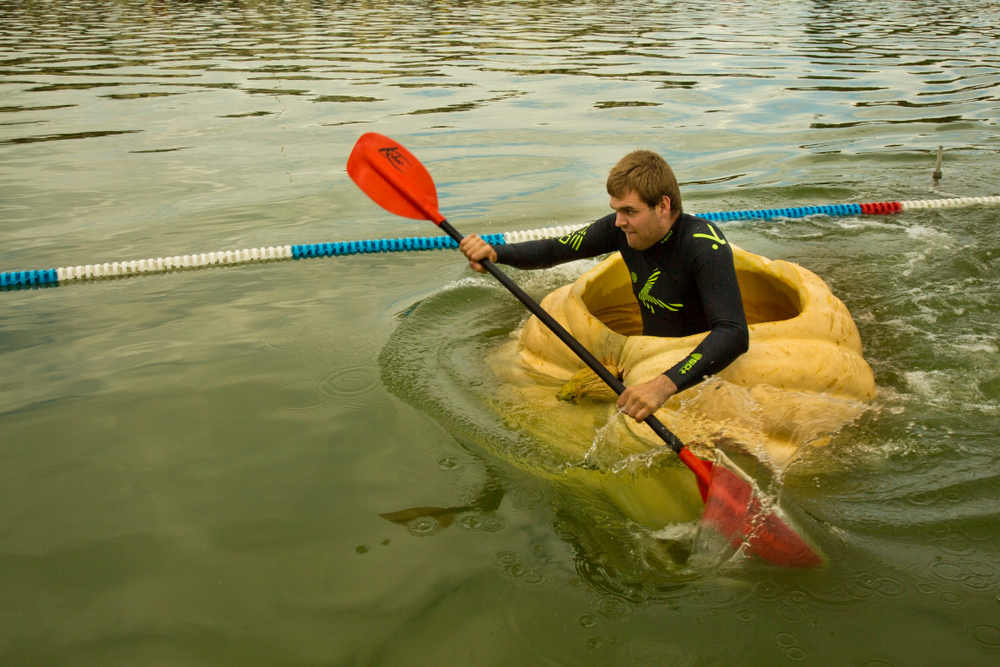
[458,234,498,274]
[616,374,678,422]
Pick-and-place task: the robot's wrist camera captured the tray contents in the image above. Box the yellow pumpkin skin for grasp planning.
[487,246,876,529]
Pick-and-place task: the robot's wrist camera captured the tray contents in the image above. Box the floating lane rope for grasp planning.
[3,196,999,291]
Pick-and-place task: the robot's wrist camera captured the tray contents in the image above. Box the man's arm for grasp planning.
[663,224,749,393]
[459,217,618,273]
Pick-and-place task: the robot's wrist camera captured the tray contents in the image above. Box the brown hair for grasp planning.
[606,150,682,215]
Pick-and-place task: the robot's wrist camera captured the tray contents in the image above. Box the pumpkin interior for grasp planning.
[736,268,801,325]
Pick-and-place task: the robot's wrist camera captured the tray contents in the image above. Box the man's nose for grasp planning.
[614,212,627,227]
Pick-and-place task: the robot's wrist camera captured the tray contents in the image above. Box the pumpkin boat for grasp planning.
[485,246,876,530]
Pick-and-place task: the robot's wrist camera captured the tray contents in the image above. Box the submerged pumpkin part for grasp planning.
[486,246,875,531]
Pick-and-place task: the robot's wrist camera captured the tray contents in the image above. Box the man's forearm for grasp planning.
[664,319,749,392]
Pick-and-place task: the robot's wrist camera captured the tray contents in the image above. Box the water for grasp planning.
[2,0,1000,664]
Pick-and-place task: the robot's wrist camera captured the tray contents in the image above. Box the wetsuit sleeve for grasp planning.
[493,215,618,270]
[663,223,749,392]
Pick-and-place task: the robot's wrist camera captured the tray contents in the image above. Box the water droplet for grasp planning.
[930,561,969,582]
[512,487,545,506]
[941,591,962,604]
[968,561,996,578]
[457,513,484,531]
[407,517,441,536]
[522,570,547,586]
[920,524,952,540]
[504,562,524,577]
[778,605,806,623]
[787,590,808,604]
[482,515,506,532]
[876,577,906,597]
[585,637,603,651]
[941,544,976,558]
[973,625,1000,647]
[381,539,390,546]
[578,614,599,628]
[315,365,378,410]
[707,586,739,606]
[269,379,332,412]
[356,545,369,554]
[784,646,807,661]
[437,455,461,470]
[845,577,877,599]
[735,608,755,623]
[965,577,991,591]
[552,518,576,540]
[494,551,518,567]
[753,581,781,601]
[775,632,796,647]
[596,597,631,618]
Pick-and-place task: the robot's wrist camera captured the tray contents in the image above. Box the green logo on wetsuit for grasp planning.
[559,227,587,251]
[638,270,683,314]
[692,223,726,250]
[678,353,702,375]
[660,229,674,244]
[630,271,637,283]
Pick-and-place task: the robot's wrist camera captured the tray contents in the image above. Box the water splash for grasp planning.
[582,409,624,472]
[581,408,689,477]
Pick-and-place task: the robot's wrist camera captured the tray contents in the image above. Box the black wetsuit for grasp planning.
[495,213,749,392]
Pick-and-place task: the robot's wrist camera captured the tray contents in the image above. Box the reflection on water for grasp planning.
[2,0,1000,665]
[379,474,505,535]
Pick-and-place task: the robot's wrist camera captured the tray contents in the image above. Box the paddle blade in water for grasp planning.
[677,447,712,501]
[347,132,445,224]
[697,450,824,568]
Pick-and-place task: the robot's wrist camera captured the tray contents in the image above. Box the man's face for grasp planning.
[610,190,674,250]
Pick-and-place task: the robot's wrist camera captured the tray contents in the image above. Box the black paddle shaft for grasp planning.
[439,220,686,455]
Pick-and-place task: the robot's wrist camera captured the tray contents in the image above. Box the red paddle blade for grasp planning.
[698,451,824,568]
[347,133,445,224]
[678,447,712,502]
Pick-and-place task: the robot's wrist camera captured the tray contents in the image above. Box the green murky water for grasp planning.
[2,1,1000,664]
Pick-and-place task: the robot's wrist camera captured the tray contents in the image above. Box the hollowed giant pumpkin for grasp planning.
[485,246,876,529]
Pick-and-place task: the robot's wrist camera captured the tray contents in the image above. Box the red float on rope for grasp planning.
[859,201,903,215]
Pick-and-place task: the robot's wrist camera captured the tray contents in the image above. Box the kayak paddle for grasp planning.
[347,132,822,568]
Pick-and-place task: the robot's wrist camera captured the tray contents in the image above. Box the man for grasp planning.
[459,150,749,422]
